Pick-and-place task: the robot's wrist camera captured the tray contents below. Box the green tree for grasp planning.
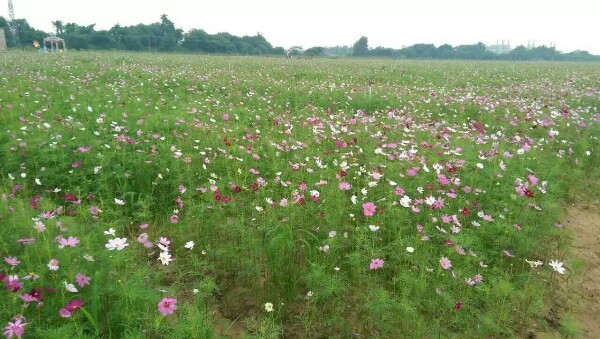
[352,36,369,56]
[52,20,64,35]
[288,46,303,56]
[158,14,182,52]
[304,46,324,57]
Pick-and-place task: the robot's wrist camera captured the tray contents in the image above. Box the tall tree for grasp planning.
[352,36,369,56]
[52,20,64,35]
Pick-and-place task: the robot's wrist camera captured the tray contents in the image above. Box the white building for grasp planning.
[487,40,511,54]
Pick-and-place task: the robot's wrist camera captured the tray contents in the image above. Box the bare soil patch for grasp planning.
[563,203,600,337]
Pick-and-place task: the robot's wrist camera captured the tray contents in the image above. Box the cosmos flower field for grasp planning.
[1,52,599,338]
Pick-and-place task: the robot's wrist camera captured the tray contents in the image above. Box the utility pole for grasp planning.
[7,0,20,46]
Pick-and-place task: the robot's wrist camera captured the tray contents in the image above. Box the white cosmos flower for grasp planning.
[264,302,274,312]
[425,196,436,206]
[105,238,129,250]
[549,260,565,274]
[184,241,195,250]
[158,251,174,265]
[400,195,412,208]
[114,198,125,206]
[35,178,42,185]
[103,228,116,236]
[64,281,78,293]
[368,225,380,232]
[406,247,415,253]
[525,259,543,268]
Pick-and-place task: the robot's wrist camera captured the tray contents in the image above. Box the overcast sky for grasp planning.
[5,0,600,54]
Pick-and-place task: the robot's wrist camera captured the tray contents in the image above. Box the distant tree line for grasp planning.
[351,36,600,62]
[1,16,599,61]
[0,15,283,55]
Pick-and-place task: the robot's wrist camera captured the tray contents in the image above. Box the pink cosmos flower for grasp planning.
[3,257,20,267]
[527,174,538,186]
[503,250,514,258]
[58,308,72,318]
[89,206,101,217]
[57,236,80,248]
[406,167,419,177]
[75,273,91,288]
[170,215,179,224]
[47,259,59,271]
[157,297,177,316]
[394,186,405,196]
[369,258,384,270]
[19,293,37,304]
[3,317,28,338]
[437,174,450,186]
[439,257,452,270]
[338,182,351,190]
[362,202,376,216]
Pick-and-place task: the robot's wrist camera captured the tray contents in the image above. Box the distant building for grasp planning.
[0,28,7,51]
[486,40,511,54]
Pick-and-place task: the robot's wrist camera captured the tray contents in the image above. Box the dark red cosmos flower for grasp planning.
[524,189,534,198]
[30,195,41,209]
[29,288,43,300]
[454,301,463,310]
[62,194,78,202]
[461,207,470,217]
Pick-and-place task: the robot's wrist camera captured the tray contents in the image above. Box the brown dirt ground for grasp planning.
[536,203,600,338]
[563,203,600,337]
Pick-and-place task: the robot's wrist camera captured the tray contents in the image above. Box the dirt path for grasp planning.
[563,203,600,337]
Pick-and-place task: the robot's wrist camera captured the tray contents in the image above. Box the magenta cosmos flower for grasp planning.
[58,299,84,318]
[157,297,177,316]
[362,202,376,216]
